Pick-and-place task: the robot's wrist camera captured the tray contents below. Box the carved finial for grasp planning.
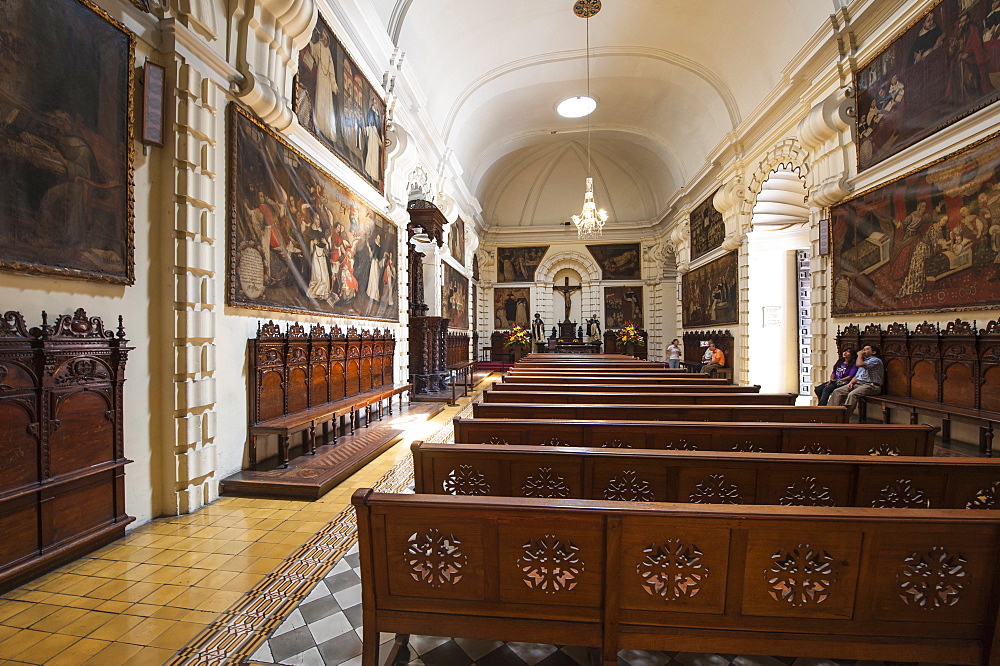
[117,315,126,339]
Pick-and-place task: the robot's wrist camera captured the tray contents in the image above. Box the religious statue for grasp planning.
[586,315,601,342]
[531,313,545,340]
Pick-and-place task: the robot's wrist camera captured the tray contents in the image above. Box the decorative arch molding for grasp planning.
[739,139,811,226]
[535,250,602,285]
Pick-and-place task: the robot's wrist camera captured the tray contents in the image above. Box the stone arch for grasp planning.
[535,250,602,284]
[740,138,811,220]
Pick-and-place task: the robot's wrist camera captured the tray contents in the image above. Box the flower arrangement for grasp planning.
[616,322,645,346]
[504,324,532,348]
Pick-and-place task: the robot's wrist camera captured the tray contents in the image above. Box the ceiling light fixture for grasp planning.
[570,0,608,239]
[557,95,596,118]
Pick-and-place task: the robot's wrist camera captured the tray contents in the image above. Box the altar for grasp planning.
[553,341,601,353]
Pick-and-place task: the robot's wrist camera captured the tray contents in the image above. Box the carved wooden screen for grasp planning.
[909,322,940,403]
[682,330,733,367]
[286,324,310,414]
[383,338,395,386]
[941,320,976,409]
[346,329,361,396]
[308,325,330,408]
[252,322,286,424]
[359,332,373,392]
[980,321,1000,413]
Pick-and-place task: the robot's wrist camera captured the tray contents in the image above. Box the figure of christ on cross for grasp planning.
[553,276,582,323]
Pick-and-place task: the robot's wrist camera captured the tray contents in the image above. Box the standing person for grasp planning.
[666,338,682,369]
[829,345,884,418]
[814,348,858,406]
[696,341,725,377]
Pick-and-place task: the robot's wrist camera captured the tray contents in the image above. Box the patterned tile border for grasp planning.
[169,386,484,665]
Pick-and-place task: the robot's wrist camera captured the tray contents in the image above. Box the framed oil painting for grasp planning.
[497,246,548,282]
[442,263,469,329]
[228,104,399,320]
[690,190,725,261]
[448,218,465,265]
[0,0,134,284]
[494,287,530,329]
[587,243,641,279]
[856,0,1000,171]
[295,15,386,194]
[604,286,644,328]
[682,252,738,328]
[831,130,1000,317]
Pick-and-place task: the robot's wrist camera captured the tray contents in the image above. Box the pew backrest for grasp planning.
[453,418,938,456]
[471,403,846,423]
[490,382,761,393]
[483,390,796,405]
[502,375,727,385]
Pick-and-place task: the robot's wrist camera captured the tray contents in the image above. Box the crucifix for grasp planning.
[553,277,581,323]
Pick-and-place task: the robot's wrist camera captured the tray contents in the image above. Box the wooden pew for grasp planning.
[454,418,937,456]
[508,368,689,374]
[482,390,796,405]
[471,403,846,423]
[354,490,1000,666]
[412,441,1000,508]
[490,383,761,393]
[501,375,729,385]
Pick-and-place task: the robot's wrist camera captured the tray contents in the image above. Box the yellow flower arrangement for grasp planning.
[616,321,645,346]
[504,324,532,348]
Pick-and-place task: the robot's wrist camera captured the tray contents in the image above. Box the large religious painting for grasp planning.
[497,246,548,282]
[690,190,725,261]
[682,252,738,328]
[228,105,399,320]
[494,287,530,329]
[604,286,644,328]
[0,0,134,284]
[442,264,469,329]
[448,218,465,265]
[856,0,1000,172]
[295,15,386,194]
[831,130,1000,316]
[587,243,641,279]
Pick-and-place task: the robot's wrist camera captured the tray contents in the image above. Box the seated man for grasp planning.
[696,341,725,377]
[829,344,883,418]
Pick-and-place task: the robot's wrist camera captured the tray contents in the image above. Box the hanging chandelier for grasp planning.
[570,0,608,239]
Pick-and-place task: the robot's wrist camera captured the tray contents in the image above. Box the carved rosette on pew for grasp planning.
[0,309,133,593]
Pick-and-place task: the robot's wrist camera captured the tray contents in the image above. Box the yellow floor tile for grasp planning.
[111,581,162,604]
[146,620,205,649]
[193,570,239,590]
[86,579,134,601]
[191,589,245,613]
[52,610,117,638]
[122,645,176,664]
[0,603,60,629]
[86,614,146,642]
[137,584,187,607]
[44,637,112,666]
[81,641,144,665]
[112,616,176,645]
[6,632,78,664]
[92,600,132,614]
[0,627,49,658]
[27,607,90,634]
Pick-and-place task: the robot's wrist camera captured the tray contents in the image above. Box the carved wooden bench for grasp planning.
[482,390,796,406]
[501,375,729,385]
[863,395,998,458]
[454,418,938,456]
[412,441,1000,508]
[490,382,759,393]
[471,403,846,423]
[353,490,1000,666]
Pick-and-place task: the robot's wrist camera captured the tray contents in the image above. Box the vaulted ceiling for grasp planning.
[370,0,837,231]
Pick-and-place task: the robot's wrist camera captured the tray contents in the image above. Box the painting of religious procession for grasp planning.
[497,246,548,282]
[682,252,738,328]
[856,0,1000,171]
[690,190,725,261]
[832,130,1000,316]
[448,218,465,265]
[295,15,386,193]
[604,286,644,328]
[494,287,530,329]
[442,264,469,329]
[587,243,641,279]
[0,0,134,283]
[228,105,398,320]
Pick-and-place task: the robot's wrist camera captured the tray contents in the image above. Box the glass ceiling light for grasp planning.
[557,95,596,118]
[570,0,608,239]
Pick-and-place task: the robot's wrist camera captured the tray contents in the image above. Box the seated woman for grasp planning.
[814,348,858,406]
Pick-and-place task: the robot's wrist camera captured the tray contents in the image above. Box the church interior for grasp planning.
[2,0,1000,663]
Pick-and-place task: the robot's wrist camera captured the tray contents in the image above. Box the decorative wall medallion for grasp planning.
[871,479,930,509]
[665,439,697,451]
[732,440,764,453]
[637,539,708,601]
[868,443,901,456]
[799,442,832,455]
[602,439,632,448]
[55,357,110,384]
[540,437,571,447]
[966,481,1000,509]
[688,474,743,504]
[778,477,836,507]
[765,544,839,606]
[604,471,655,502]
[517,535,584,594]
[404,529,467,587]
[897,547,967,609]
[483,436,509,446]
[442,465,491,496]
[521,468,570,498]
